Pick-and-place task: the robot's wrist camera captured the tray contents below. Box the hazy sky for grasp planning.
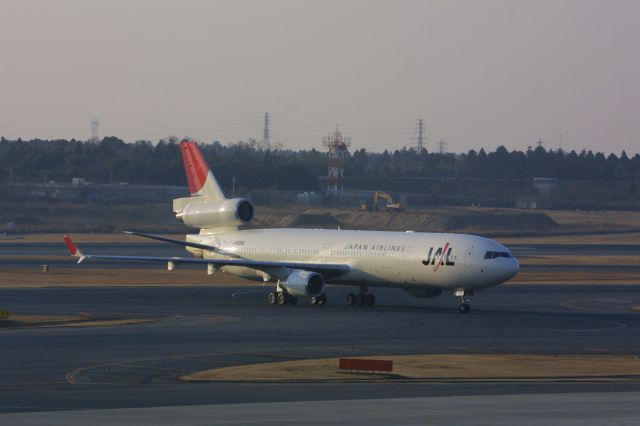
[1,0,638,153]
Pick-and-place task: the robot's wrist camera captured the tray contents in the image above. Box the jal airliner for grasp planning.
[64,140,519,313]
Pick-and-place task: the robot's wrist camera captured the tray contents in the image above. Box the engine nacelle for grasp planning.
[283,270,325,297]
[175,198,254,229]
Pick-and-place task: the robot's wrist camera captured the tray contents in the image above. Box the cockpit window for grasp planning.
[484,251,511,259]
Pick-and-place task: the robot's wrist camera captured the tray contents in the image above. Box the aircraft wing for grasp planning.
[121,231,225,253]
[63,236,350,279]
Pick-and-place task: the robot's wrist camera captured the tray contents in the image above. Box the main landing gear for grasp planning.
[267,291,326,306]
[455,288,473,314]
[267,282,325,306]
[308,294,327,306]
[346,286,376,307]
[268,291,298,306]
[268,282,298,306]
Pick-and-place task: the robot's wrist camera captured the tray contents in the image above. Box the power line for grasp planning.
[269,115,414,130]
[90,117,99,142]
[262,112,271,150]
[415,118,425,151]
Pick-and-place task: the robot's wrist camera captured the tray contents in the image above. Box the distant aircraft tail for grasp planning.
[179,140,225,201]
[173,140,254,231]
[63,235,86,263]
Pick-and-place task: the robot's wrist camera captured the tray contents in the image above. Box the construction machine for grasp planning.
[360,192,405,212]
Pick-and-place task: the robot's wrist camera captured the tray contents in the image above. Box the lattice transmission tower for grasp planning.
[323,127,351,195]
[415,118,425,151]
[90,117,100,142]
[262,112,271,150]
[437,139,448,154]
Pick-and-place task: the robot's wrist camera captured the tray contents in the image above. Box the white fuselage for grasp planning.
[185,228,519,291]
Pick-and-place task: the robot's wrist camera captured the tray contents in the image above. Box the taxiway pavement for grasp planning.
[1,239,640,423]
[1,284,639,417]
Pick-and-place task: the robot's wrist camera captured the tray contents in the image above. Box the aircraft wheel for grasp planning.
[318,294,327,305]
[288,296,298,306]
[365,294,376,306]
[346,293,356,306]
[277,293,288,305]
[309,296,319,305]
[458,303,471,314]
[268,292,277,305]
[357,294,366,306]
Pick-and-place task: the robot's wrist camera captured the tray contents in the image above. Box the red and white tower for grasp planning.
[323,127,351,195]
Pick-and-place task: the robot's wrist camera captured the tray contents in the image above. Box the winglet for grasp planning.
[63,235,86,263]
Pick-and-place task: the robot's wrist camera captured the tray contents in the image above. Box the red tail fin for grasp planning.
[180,141,210,195]
[178,140,225,200]
[63,235,78,255]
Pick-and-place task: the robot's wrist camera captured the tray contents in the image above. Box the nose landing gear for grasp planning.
[455,288,473,314]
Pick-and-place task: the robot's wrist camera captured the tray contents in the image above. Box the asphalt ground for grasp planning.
[1,284,640,413]
[4,392,640,425]
[1,240,640,423]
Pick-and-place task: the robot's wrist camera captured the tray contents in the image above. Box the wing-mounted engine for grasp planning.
[283,270,325,297]
[173,197,254,229]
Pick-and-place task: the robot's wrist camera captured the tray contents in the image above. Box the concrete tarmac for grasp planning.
[2,239,640,423]
[1,284,640,419]
[3,392,640,425]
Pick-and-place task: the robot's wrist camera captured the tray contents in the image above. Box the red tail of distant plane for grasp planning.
[179,140,225,200]
[63,235,79,255]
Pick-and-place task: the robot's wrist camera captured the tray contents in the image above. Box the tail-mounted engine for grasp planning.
[173,197,254,229]
[283,270,325,297]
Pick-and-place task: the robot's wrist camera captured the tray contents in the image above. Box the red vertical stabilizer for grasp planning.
[180,141,210,195]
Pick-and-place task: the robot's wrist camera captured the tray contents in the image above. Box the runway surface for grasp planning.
[4,392,640,425]
[1,283,640,421]
[2,239,640,423]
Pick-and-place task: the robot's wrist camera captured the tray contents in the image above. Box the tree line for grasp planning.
[0,136,638,191]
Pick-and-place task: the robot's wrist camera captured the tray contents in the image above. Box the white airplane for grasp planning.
[64,140,519,313]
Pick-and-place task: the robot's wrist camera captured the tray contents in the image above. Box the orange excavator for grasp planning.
[361,192,405,212]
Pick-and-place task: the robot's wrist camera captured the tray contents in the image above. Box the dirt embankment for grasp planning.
[5,200,640,236]
[253,207,559,234]
[0,201,187,234]
[252,206,640,236]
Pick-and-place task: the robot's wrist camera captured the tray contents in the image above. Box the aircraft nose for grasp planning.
[504,257,520,281]
[495,256,519,282]
[508,257,520,280]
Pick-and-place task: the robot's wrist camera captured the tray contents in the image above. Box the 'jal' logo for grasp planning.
[422,242,455,272]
